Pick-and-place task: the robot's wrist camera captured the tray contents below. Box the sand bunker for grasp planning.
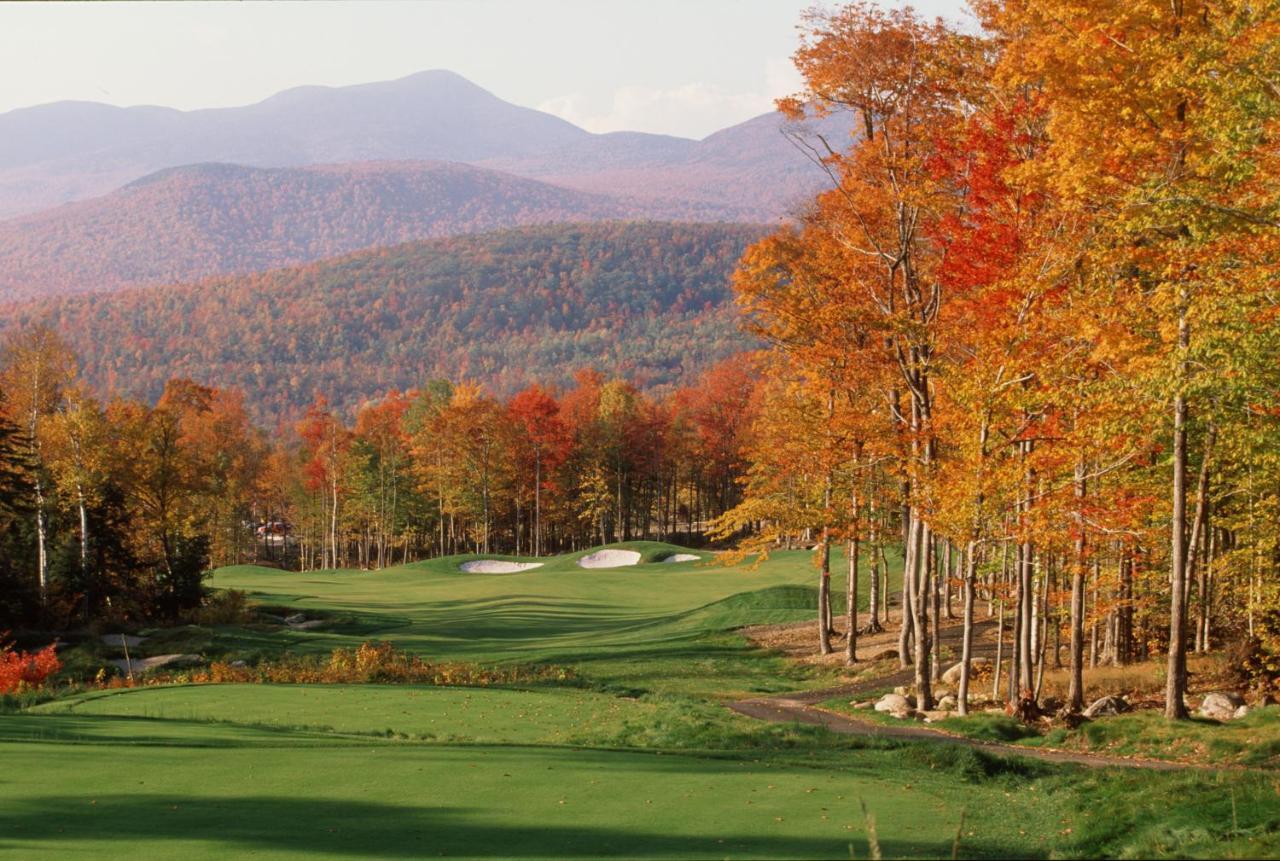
[460,560,544,574]
[577,549,642,569]
[661,554,700,563]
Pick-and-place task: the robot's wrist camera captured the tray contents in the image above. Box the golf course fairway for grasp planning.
[3,542,1274,859]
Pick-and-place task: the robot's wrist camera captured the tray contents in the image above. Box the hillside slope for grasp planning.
[4,223,761,424]
[0,160,635,302]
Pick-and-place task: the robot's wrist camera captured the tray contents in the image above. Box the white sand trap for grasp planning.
[577,549,642,569]
[661,554,700,563]
[460,560,544,574]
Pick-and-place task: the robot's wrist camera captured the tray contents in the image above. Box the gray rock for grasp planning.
[1233,705,1250,720]
[875,693,912,713]
[1199,691,1245,721]
[936,695,958,711]
[1083,695,1130,718]
[941,657,992,686]
[283,613,307,625]
[230,660,248,668]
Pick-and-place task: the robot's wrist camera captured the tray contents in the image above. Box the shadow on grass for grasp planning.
[0,794,1028,859]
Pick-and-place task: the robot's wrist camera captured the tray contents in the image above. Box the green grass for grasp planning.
[0,712,1068,861]
[198,541,894,699]
[31,683,663,746]
[932,707,1280,769]
[5,541,1279,859]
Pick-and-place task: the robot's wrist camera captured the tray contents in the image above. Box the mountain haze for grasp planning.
[0,69,850,220]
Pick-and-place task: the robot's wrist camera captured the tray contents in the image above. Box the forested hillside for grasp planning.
[0,160,635,302]
[4,222,760,424]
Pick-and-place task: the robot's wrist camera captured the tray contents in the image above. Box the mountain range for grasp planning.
[0,70,851,413]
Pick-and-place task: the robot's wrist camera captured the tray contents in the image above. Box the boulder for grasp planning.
[941,657,992,686]
[936,694,957,711]
[1198,691,1245,721]
[1083,695,1129,718]
[283,613,307,625]
[1054,708,1089,729]
[230,660,248,668]
[1233,705,1250,720]
[874,693,912,714]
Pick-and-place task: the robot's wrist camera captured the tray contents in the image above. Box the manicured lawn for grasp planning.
[203,541,899,699]
[5,542,1279,859]
[0,708,1064,861]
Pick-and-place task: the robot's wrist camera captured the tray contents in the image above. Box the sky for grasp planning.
[0,0,972,140]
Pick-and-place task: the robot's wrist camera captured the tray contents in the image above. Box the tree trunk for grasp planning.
[534,449,542,557]
[898,509,917,669]
[1166,299,1191,721]
[992,592,1005,703]
[930,539,941,683]
[818,537,833,656]
[958,540,977,716]
[911,518,933,709]
[866,489,883,633]
[1068,461,1087,713]
[846,450,862,664]
[944,541,955,620]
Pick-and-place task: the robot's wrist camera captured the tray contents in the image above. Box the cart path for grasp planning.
[727,618,1218,772]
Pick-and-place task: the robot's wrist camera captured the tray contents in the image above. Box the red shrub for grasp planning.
[0,643,62,694]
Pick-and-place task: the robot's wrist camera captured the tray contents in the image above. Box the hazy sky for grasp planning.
[0,0,972,140]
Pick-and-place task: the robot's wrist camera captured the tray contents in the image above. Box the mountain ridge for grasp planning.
[1,222,761,425]
[0,69,850,220]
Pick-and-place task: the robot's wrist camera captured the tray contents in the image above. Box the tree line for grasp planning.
[714,0,1280,719]
[0,326,755,630]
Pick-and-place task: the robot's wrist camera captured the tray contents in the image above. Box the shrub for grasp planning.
[190,589,251,626]
[140,641,576,688]
[0,639,62,694]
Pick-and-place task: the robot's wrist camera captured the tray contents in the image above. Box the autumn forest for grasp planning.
[3,1,1280,858]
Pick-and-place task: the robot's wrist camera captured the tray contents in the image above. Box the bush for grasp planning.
[190,589,251,626]
[1223,633,1279,689]
[0,639,62,694]
[139,641,576,688]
